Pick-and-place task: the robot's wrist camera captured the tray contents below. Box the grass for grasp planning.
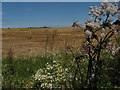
[2,48,88,88]
[2,54,53,88]
[2,43,120,88]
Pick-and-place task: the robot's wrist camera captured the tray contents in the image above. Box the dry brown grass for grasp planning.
[2,27,85,59]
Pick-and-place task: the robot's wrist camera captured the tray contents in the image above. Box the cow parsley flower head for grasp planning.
[89,12,91,15]
[87,22,91,27]
[91,9,94,12]
[90,6,93,9]
[95,9,98,12]
[81,24,86,30]
[75,21,80,25]
[96,11,100,14]
[89,17,93,21]
[95,6,97,8]
[105,27,109,31]
[85,30,92,38]
[101,9,105,13]
[102,28,106,33]
[106,6,112,12]
[95,14,99,17]
[112,51,116,55]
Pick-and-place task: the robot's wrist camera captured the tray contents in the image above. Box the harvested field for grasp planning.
[2,27,85,59]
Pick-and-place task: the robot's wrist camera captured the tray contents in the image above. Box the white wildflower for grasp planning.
[105,27,109,31]
[100,33,105,38]
[95,13,99,17]
[53,60,56,63]
[101,3,104,7]
[87,22,91,26]
[76,21,80,25]
[65,68,68,71]
[93,12,96,16]
[101,9,105,13]
[91,9,94,12]
[90,6,93,9]
[96,19,100,23]
[116,47,120,52]
[96,11,100,14]
[96,23,100,28]
[89,12,91,15]
[95,9,98,12]
[102,28,105,33]
[106,6,111,12]
[85,30,92,38]
[92,74,95,78]
[95,6,97,9]
[81,24,86,30]
[112,51,115,55]
[99,8,101,11]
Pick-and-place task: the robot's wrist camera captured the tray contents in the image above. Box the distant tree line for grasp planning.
[28,26,51,28]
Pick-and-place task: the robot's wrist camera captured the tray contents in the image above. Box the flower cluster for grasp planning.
[100,28,106,38]
[81,2,119,39]
[33,60,70,89]
[111,24,120,34]
[82,41,90,52]
[106,42,120,55]
[84,30,92,38]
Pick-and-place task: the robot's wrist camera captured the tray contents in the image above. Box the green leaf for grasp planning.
[109,55,114,59]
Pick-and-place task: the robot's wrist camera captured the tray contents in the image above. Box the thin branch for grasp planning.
[102,30,112,42]
[105,13,110,22]
[94,16,97,22]
[103,31,114,43]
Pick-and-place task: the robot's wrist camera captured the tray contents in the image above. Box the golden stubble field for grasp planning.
[2,27,86,59]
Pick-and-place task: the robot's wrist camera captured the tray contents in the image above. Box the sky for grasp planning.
[1,0,120,2]
[2,2,120,28]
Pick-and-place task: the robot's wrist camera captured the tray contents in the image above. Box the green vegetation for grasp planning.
[2,54,53,88]
[2,46,120,89]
